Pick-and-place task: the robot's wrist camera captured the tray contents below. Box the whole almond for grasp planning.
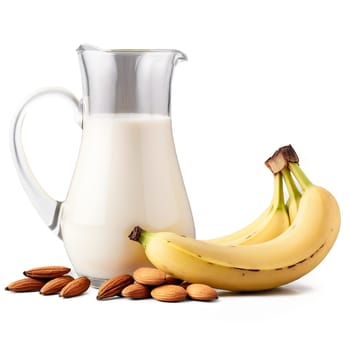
[186,283,218,301]
[151,284,187,302]
[97,274,134,300]
[5,277,46,292]
[121,283,151,299]
[133,267,166,286]
[40,276,74,295]
[59,277,90,298]
[24,266,71,279]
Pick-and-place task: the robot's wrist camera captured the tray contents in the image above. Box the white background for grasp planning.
[0,0,349,349]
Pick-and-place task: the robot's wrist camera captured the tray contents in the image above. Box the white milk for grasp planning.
[60,114,195,283]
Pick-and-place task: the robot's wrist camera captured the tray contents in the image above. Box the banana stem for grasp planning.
[129,226,147,245]
[272,173,285,210]
[288,163,313,191]
[282,168,301,202]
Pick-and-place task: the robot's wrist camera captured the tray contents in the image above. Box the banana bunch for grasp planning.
[205,146,301,246]
[129,145,341,291]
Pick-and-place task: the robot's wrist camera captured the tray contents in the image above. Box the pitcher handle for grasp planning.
[9,87,82,235]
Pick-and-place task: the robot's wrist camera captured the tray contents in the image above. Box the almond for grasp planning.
[151,284,187,302]
[24,266,71,279]
[5,277,46,292]
[59,277,90,298]
[97,274,134,300]
[133,267,166,286]
[186,283,218,301]
[121,283,151,299]
[40,276,74,295]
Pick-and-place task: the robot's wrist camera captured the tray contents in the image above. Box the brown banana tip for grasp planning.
[265,144,299,174]
[128,226,145,242]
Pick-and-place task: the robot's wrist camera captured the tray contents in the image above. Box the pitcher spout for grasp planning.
[77,44,187,115]
[76,44,102,53]
[173,50,187,64]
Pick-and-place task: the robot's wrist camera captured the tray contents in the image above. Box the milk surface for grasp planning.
[60,114,195,283]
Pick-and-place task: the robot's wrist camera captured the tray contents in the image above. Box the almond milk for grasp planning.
[60,114,195,284]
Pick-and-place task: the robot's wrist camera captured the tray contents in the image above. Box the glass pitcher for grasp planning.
[10,44,195,287]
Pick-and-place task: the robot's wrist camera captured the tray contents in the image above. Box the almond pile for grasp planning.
[5,266,218,302]
[5,266,90,298]
[97,267,218,302]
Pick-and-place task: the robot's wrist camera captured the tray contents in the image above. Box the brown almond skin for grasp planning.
[59,277,90,298]
[5,277,46,292]
[133,267,167,286]
[186,283,218,301]
[151,284,187,302]
[121,283,151,299]
[97,274,134,300]
[40,276,74,295]
[24,266,71,279]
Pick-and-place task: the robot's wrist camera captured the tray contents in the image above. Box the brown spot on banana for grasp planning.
[230,242,325,272]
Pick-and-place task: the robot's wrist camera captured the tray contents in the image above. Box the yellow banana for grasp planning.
[225,173,289,245]
[207,173,289,245]
[129,163,340,291]
[282,168,301,223]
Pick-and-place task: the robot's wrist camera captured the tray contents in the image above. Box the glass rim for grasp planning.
[77,44,187,59]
